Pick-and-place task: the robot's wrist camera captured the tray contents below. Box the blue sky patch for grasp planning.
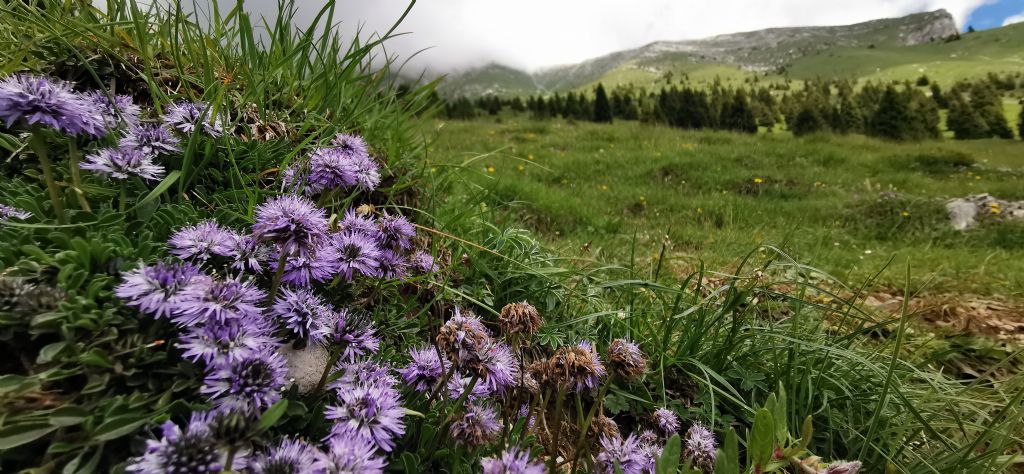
[964,0,1024,30]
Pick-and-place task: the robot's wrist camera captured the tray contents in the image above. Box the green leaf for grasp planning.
[79,349,114,369]
[258,399,288,431]
[400,452,419,474]
[0,422,58,449]
[656,434,682,474]
[403,408,425,418]
[132,170,180,210]
[773,388,788,443]
[797,415,814,452]
[93,415,149,441]
[50,405,90,426]
[749,408,776,470]
[714,428,740,474]
[38,341,67,364]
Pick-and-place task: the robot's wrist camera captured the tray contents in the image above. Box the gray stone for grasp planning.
[279,343,330,394]
[946,194,1024,230]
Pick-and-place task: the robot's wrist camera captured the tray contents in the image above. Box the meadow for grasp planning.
[432,115,1024,298]
[0,1,1022,473]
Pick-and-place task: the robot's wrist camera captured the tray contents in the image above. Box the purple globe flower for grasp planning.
[163,100,225,136]
[120,123,181,156]
[126,413,224,474]
[450,403,500,448]
[475,341,518,395]
[447,374,492,401]
[115,262,207,320]
[410,251,438,274]
[81,147,165,181]
[324,382,405,452]
[175,277,266,326]
[168,220,239,263]
[376,212,415,250]
[230,235,270,274]
[684,422,717,470]
[375,249,409,281]
[327,359,398,393]
[279,162,307,194]
[177,316,279,364]
[314,435,386,474]
[330,133,369,159]
[202,351,288,410]
[0,204,32,221]
[332,231,381,280]
[249,438,323,474]
[322,309,381,362]
[481,446,545,474]
[0,74,105,136]
[270,287,333,344]
[653,407,680,436]
[307,146,358,194]
[338,208,379,237]
[251,195,329,258]
[269,242,341,287]
[594,434,647,474]
[351,154,381,192]
[399,345,446,392]
[84,91,140,131]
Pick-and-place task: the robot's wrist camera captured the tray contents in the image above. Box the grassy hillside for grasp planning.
[432,116,1024,296]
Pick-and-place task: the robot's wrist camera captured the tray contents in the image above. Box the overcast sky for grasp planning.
[227,0,1016,73]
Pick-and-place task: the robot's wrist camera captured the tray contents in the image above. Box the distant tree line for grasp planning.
[439,73,1024,141]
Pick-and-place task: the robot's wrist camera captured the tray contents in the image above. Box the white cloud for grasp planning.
[213,0,993,73]
[1004,11,1024,26]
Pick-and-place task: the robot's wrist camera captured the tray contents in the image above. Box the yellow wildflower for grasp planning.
[753,178,764,184]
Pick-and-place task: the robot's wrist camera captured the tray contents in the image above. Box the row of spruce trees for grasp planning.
[442,75,1024,141]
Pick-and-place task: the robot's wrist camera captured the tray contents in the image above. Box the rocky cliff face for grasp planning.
[441,9,960,97]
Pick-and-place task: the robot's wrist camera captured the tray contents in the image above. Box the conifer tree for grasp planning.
[929,83,948,108]
[1018,104,1024,140]
[722,89,757,133]
[947,92,990,139]
[970,83,1013,139]
[593,83,613,123]
[791,104,827,136]
[867,86,913,140]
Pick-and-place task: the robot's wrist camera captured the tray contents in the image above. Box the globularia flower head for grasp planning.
[120,123,181,156]
[437,309,493,370]
[591,415,622,441]
[0,74,104,136]
[84,91,140,130]
[539,341,606,393]
[653,407,680,436]
[480,446,545,474]
[351,154,381,192]
[323,309,381,362]
[269,244,341,287]
[115,262,207,319]
[314,435,386,474]
[338,208,379,237]
[331,132,369,159]
[377,212,415,250]
[177,316,278,364]
[447,374,492,401]
[175,277,266,326]
[684,423,717,471]
[204,406,260,447]
[472,342,518,395]
[164,100,225,136]
[400,345,446,392]
[81,147,165,181]
[498,301,543,337]
[251,195,329,257]
[270,287,332,345]
[824,461,863,474]
[307,146,358,193]
[327,359,397,393]
[168,220,238,263]
[230,235,270,274]
[450,403,500,448]
[375,249,409,281]
[410,250,438,274]
[201,351,288,410]
[325,383,406,452]
[249,438,323,474]
[594,434,647,474]
[332,231,381,280]
[126,413,223,474]
[608,339,647,381]
[0,204,32,221]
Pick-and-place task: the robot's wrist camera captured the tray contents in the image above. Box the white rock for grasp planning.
[279,343,330,394]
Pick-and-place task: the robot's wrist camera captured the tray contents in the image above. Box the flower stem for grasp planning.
[224,446,238,472]
[118,181,127,213]
[314,348,343,393]
[548,386,567,471]
[267,251,289,304]
[67,141,90,212]
[28,133,66,224]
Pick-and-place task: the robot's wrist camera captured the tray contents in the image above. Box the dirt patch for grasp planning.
[863,291,1024,342]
